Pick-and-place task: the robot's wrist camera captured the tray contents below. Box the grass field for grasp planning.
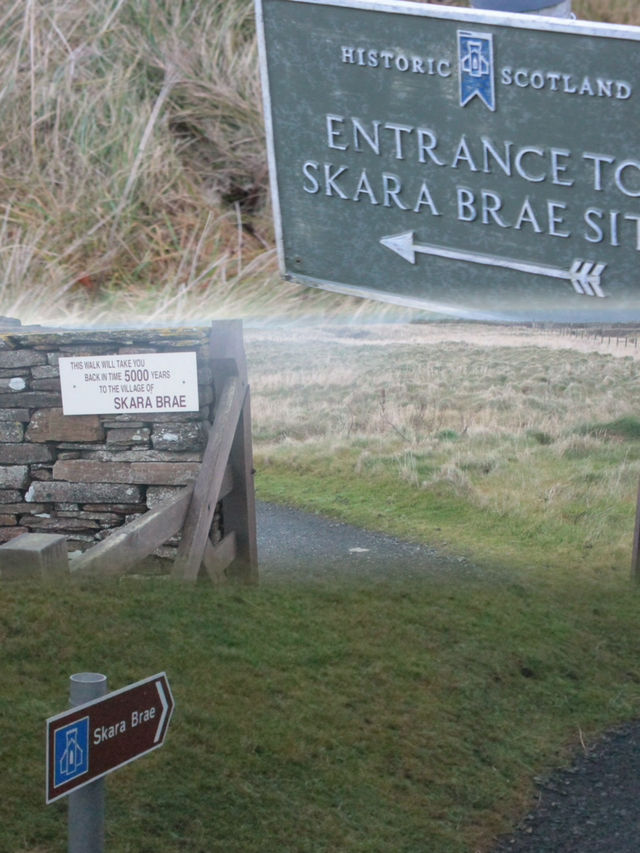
[3,325,640,852]
[248,323,640,579]
[3,567,640,852]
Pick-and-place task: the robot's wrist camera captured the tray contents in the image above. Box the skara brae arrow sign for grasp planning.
[46,673,174,803]
[256,0,640,321]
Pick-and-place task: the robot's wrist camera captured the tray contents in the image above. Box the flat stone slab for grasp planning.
[26,481,143,504]
[26,408,105,443]
[0,532,69,580]
[52,459,200,486]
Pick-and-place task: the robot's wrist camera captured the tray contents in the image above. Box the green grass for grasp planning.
[237,326,640,849]
[580,415,640,441]
[254,443,635,579]
[2,573,640,852]
[247,329,640,581]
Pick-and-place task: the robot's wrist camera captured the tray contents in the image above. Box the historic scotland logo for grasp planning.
[458,30,496,111]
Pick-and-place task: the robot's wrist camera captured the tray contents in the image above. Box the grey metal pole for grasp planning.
[471,0,573,16]
[68,673,108,853]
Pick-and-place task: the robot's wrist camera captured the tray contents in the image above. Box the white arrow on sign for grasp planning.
[380,231,607,298]
[155,678,169,743]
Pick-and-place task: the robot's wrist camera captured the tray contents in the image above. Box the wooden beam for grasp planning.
[222,388,258,583]
[173,376,246,581]
[208,321,258,583]
[203,532,237,583]
[74,487,193,576]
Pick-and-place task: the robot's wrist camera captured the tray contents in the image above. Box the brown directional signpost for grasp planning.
[46,672,174,805]
[256,0,640,322]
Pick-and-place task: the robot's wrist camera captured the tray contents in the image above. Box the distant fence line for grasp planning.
[546,325,640,349]
[494,322,640,349]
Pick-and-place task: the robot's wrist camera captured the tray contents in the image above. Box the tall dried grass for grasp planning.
[0,0,359,324]
[575,0,639,24]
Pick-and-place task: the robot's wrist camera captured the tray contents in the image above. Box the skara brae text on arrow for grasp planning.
[93,706,157,745]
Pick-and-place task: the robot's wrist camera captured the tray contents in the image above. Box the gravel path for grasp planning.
[257,500,640,853]
[256,499,478,581]
[493,722,640,852]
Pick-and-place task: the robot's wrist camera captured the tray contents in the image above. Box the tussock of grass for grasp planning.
[0,0,371,325]
[579,415,640,441]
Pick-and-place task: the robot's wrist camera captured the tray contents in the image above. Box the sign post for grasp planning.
[67,674,108,853]
[46,672,174,813]
[256,0,639,322]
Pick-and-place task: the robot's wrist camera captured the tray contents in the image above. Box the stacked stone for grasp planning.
[0,325,215,558]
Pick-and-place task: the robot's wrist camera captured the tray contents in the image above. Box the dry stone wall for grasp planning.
[0,323,217,559]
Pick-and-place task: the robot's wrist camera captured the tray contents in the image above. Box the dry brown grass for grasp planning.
[0,0,363,324]
[248,322,640,445]
[575,0,639,24]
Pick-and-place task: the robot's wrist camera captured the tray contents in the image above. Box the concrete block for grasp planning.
[0,532,69,580]
[0,466,29,489]
[0,422,24,442]
[146,485,185,508]
[105,427,151,448]
[52,459,199,486]
[152,422,207,452]
[0,392,61,409]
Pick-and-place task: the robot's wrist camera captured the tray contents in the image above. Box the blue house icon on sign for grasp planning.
[458,30,496,111]
[54,717,89,787]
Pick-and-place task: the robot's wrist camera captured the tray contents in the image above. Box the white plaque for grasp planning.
[59,352,199,415]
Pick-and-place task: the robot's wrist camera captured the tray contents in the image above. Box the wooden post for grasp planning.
[209,319,258,582]
[632,476,640,582]
[172,376,246,581]
[221,388,258,583]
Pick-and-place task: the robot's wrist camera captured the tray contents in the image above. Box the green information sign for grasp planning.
[256,0,640,321]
